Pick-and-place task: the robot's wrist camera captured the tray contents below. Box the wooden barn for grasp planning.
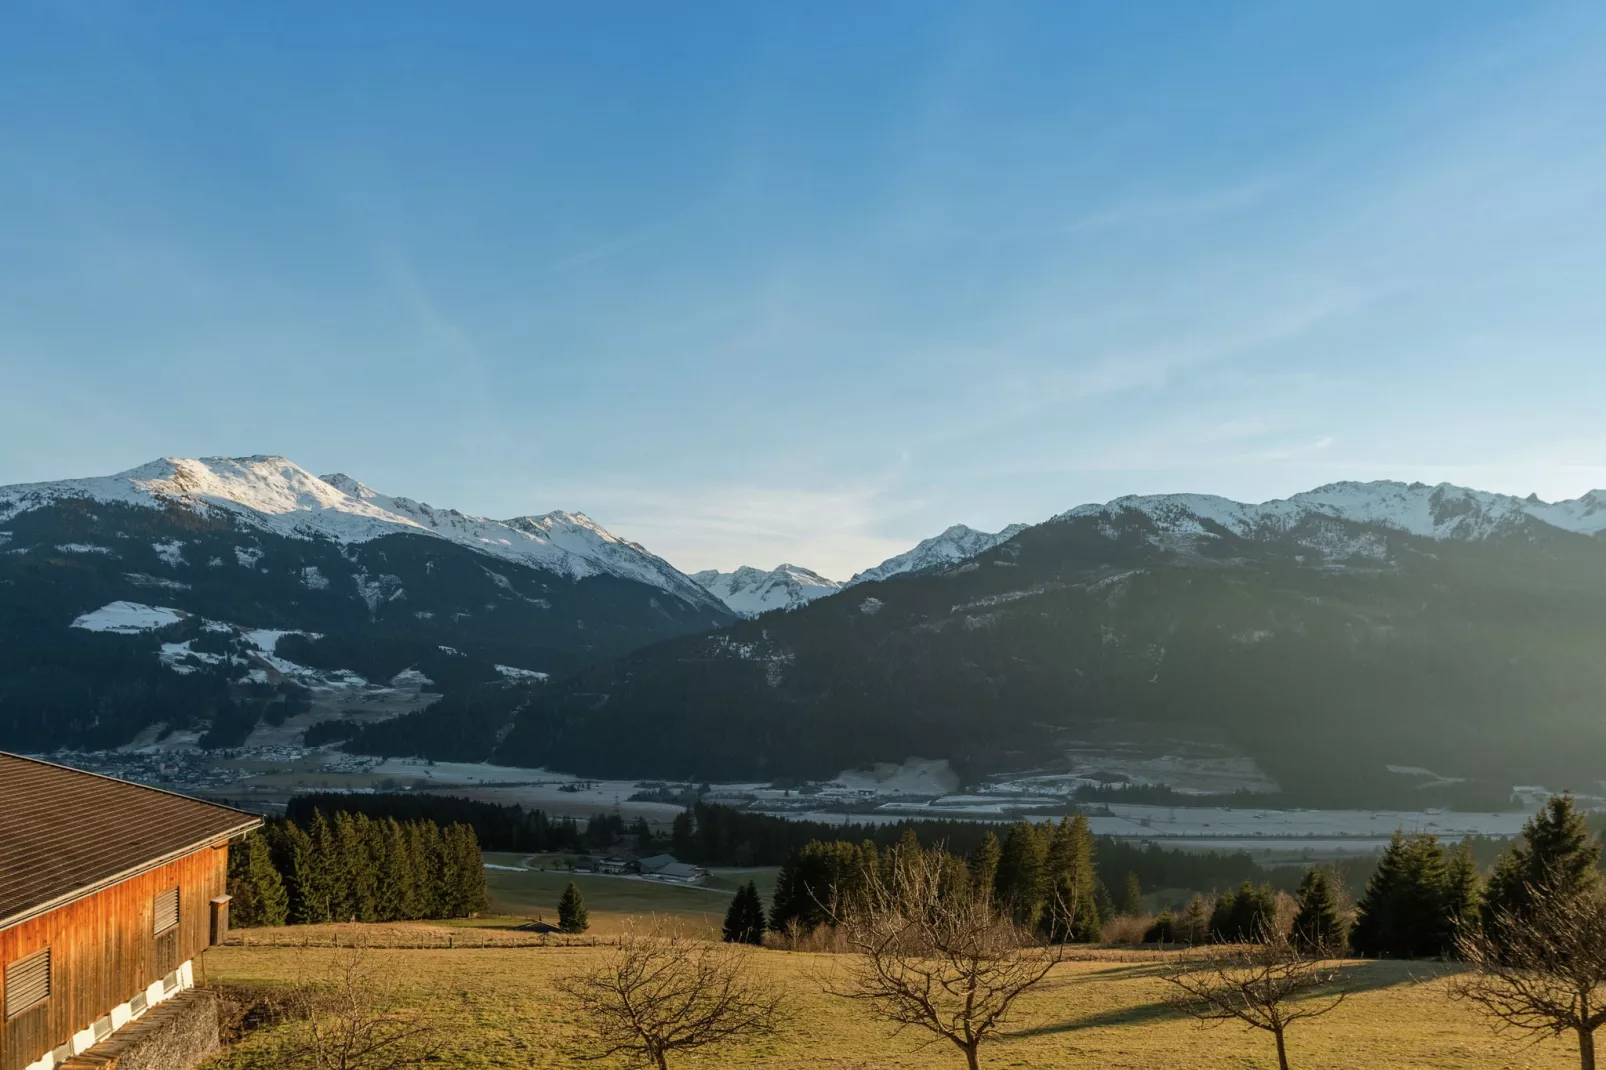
[0,753,260,1070]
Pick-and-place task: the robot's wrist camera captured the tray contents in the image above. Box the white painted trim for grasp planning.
[20,959,194,1070]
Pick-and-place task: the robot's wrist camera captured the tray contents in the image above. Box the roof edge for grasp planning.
[0,817,261,934]
[0,751,261,824]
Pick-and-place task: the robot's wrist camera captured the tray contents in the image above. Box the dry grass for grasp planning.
[200,939,1581,1069]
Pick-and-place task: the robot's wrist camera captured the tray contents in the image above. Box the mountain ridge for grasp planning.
[690,563,843,617]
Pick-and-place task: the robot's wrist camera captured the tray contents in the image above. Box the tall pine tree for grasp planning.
[227,831,288,928]
[994,822,1046,927]
[1291,868,1345,952]
[1484,793,1602,927]
[723,882,766,945]
[969,831,1001,897]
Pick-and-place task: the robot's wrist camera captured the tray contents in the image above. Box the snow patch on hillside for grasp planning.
[72,601,185,633]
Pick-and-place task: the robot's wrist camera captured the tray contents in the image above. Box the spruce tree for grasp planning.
[334,812,377,922]
[228,832,288,928]
[1211,881,1276,942]
[1121,872,1144,918]
[1352,831,1462,957]
[558,882,589,934]
[1292,868,1344,952]
[451,824,490,916]
[769,855,802,933]
[286,818,331,925]
[1484,793,1602,927]
[1183,894,1211,945]
[723,882,766,945]
[373,818,409,922]
[995,822,1046,927]
[671,809,696,860]
[969,831,1001,897]
[1444,841,1482,938]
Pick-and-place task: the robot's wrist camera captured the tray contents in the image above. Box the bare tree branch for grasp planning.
[1453,882,1606,1070]
[1159,925,1346,1070]
[827,849,1065,1070]
[557,920,787,1069]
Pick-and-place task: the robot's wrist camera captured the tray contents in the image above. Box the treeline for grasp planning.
[288,793,1276,901]
[288,791,588,853]
[227,810,488,927]
[672,803,1273,895]
[771,819,1106,942]
[761,794,1606,961]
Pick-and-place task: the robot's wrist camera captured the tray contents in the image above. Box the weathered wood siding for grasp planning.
[0,845,227,1070]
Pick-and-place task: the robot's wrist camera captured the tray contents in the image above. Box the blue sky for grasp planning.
[3,2,1604,577]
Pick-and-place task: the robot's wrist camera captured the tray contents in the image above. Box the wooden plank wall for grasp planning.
[0,845,227,1070]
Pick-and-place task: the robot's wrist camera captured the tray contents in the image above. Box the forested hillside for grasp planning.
[495,496,1606,803]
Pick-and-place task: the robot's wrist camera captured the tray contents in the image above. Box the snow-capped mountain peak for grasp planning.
[691,562,843,617]
[847,522,1029,586]
[0,456,727,612]
[1058,480,1606,542]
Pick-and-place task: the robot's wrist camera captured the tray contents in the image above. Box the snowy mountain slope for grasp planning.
[690,564,843,617]
[0,457,725,614]
[848,523,1029,586]
[1057,480,1606,543]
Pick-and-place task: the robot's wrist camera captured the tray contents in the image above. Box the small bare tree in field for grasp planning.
[1454,884,1606,1070]
[829,850,1064,1070]
[1159,926,1347,1070]
[558,922,786,1069]
[236,944,444,1070]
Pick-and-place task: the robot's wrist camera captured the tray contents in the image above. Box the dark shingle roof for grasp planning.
[0,753,261,931]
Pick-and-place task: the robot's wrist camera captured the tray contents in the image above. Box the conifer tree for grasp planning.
[287,817,332,925]
[1037,815,1101,942]
[1484,793,1602,928]
[995,821,1046,927]
[1445,841,1482,938]
[228,831,288,927]
[450,823,490,916]
[1183,894,1211,946]
[769,855,803,933]
[1291,868,1344,952]
[333,811,377,922]
[1211,882,1276,942]
[1351,830,1462,957]
[671,809,696,860]
[723,882,766,945]
[969,830,1001,895]
[1121,872,1144,918]
[558,882,589,934]
[372,818,409,922]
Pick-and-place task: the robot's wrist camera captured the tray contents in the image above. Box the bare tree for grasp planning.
[236,944,445,1070]
[1159,926,1347,1070]
[829,849,1064,1070]
[1453,883,1606,1070]
[558,922,787,1069]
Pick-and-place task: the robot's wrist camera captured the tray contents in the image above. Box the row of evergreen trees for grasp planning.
[768,819,1109,942]
[227,810,489,927]
[1350,794,1601,958]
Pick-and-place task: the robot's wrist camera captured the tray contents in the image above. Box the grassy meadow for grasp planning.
[478,853,780,935]
[197,859,1581,1068]
[199,937,1577,1069]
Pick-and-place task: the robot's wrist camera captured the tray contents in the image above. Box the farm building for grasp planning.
[636,855,705,883]
[0,753,260,1070]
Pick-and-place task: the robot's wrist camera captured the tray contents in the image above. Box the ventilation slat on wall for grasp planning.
[154,887,180,934]
[4,946,51,1019]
